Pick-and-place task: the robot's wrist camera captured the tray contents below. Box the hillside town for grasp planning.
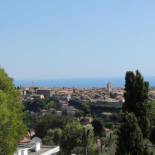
[19,83,124,114]
[14,81,155,155]
[14,83,124,155]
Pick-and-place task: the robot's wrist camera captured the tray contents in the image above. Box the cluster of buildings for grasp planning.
[70,87,124,103]
[19,83,125,118]
[20,83,124,104]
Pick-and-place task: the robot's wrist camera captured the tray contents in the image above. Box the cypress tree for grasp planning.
[123,70,150,137]
[116,70,152,155]
[116,112,145,155]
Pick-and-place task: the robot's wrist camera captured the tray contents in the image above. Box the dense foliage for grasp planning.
[116,70,153,155]
[150,127,155,144]
[23,96,61,113]
[23,97,45,112]
[123,70,151,137]
[92,118,104,137]
[116,112,145,155]
[35,113,74,138]
[34,113,97,154]
[0,68,26,155]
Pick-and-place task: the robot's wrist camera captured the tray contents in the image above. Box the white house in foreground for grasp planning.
[14,137,60,155]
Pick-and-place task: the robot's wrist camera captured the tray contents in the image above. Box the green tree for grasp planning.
[23,97,45,112]
[46,100,59,110]
[35,114,63,138]
[60,121,95,155]
[92,118,104,137]
[116,112,145,155]
[60,121,83,154]
[23,112,38,129]
[123,70,151,137]
[52,128,62,145]
[35,113,76,138]
[43,128,62,145]
[71,128,97,155]
[0,68,26,155]
[150,127,155,144]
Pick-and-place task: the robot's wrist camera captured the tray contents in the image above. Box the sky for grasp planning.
[0,0,155,80]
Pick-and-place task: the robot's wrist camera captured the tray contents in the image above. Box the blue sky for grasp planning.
[0,0,155,80]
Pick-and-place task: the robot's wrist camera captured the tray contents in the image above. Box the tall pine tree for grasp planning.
[116,70,152,155]
[0,68,26,155]
[116,112,145,155]
[123,70,150,137]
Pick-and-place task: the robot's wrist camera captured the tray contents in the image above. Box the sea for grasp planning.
[14,77,155,88]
